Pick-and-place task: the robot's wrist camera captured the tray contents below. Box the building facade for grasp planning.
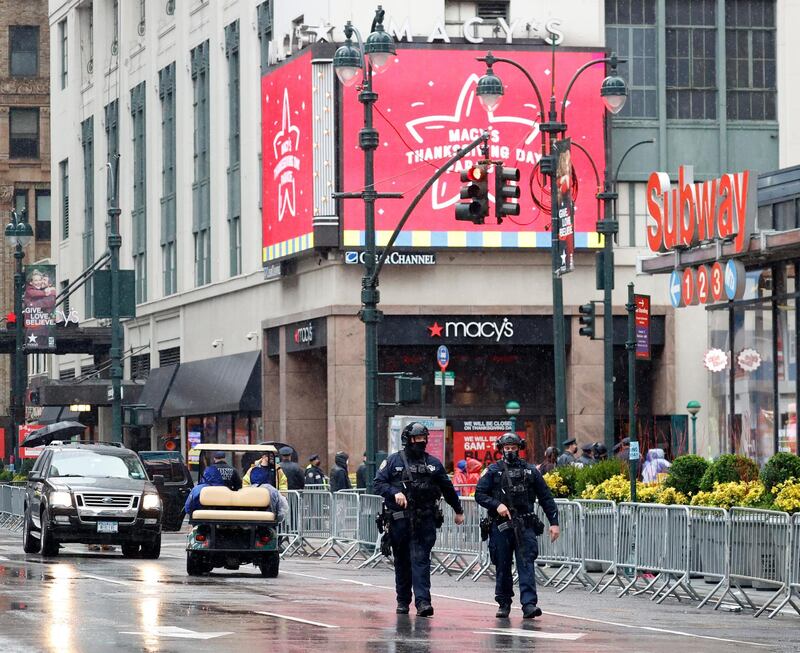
[1,0,51,460]
[44,0,795,468]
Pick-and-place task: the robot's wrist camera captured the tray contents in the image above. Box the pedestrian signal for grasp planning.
[578,302,596,339]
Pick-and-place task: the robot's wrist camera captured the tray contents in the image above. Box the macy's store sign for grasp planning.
[427,318,514,342]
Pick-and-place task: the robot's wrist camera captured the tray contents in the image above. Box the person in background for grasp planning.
[452,460,469,496]
[614,437,630,461]
[642,448,671,484]
[577,443,596,467]
[463,458,482,496]
[305,454,327,486]
[244,453,275,487]
[556,439,578,467]
[329,451,352,492]
[356,452,369,490]
[538,446,558,474]
[592,442,608,462]
[201,451,242,490]
[276,447,305,491]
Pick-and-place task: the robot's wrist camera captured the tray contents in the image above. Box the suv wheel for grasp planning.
[40,510,59,557]
[121,543,140,558]
[22,507,40,554]
[140,534,161,559]
[259,551,279,578]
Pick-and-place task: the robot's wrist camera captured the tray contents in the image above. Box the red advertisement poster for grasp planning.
[19,423,43,458]
[23,264,57,350]
[453,420,527,469]
[341,48,606,249]
[262,50,315,263]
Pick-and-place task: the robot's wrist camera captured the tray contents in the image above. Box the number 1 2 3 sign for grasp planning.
[674,260,744,307]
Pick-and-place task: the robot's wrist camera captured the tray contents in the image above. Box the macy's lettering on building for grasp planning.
[428,318,514,342]
[646,165,756,255]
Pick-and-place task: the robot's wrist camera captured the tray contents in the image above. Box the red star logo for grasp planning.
[427,322,443,337]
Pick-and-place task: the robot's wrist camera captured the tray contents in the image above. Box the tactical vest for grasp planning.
[400,452,442,508]
[495,462,534,513]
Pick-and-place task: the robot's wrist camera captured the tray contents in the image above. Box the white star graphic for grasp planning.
[300,21,335,43]
[404,75,540,210]
[27,334,38,345]
[560,251,567,265]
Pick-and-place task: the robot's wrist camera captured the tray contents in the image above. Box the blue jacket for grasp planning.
[200,462,242,490]
[184,483,207,515]
[474,460,559,526]
[374,450,463,514]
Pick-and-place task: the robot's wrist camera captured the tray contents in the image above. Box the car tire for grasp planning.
[121,543,140,558]
[40,510,59,557]
[140,534,161,559]
[259,551,279,578]
[22,507,40,554]
[186,551,204,576]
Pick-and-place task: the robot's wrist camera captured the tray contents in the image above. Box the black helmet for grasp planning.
[401,422,430,448]
[495,432,525,451]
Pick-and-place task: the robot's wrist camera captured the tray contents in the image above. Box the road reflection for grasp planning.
[139,564,163,651]
[47,563,76,653]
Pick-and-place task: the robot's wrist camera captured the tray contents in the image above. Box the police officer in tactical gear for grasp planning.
[374,422,465,617]
[201,451,243,490]
[475,433,560,619]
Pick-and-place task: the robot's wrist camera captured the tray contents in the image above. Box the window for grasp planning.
[191,41,211,286]
[82,118,94,318]
[14,189,28,219]
[226,21,241,277]
[9,108,39,158]
[725,0,776,120]
[159,346,180,367]
[79,4,94,81]
[476,1,509,21]
[131,82,147,304]
[666,0,717,119]
[605,1,657,118]
[159,63,177,296]
[59,19,68,88]
[10,26,39,76]
[105,99,119,163]
[35,190,51,241]
[60,160,69,239]
[130,353,150,380]
[257,1,273,75]
[59,367,76,381]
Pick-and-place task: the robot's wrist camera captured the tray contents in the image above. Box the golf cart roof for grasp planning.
[193,443,278,453]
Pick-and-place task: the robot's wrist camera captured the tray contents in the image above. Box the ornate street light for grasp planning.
[687,400,702,454]
[505,400,521,434]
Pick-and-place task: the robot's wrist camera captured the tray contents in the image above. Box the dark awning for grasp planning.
[138,364,179,418]
[161,351,261,418]
[38,406,64,425]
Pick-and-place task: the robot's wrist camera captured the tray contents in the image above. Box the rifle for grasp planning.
[375,511,392,557]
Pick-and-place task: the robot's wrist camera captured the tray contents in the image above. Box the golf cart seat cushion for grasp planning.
[199,486,270,508]
[191,509,276,521]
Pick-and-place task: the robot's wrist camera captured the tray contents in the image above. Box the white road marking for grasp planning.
[254,610,339,629]
[284,569,773,648]
[82,574,131,586]
[474,628,583,641]
[0,556,9,561]
[120,626,231,640]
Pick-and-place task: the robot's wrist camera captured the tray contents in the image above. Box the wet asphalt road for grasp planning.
[0,528,795,653]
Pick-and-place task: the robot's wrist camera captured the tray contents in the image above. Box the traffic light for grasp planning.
[455,164,489,224]
[495,165,520,222]
[578,302,596,339]
[4,312,16,330]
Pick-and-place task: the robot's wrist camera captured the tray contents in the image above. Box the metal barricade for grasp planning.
[688,506,729,608]
[285,490,332,557]
[595,502,636,594]
[535,500,592,592]
[768,513,800,618]
[430,497,485,579]
[314,491,361,561]
[355,494,387,569]
[9,486,25,532]
[717,508,792,617]
[0,485,12,529]
[575,499,617,591]
[277,491,303,558]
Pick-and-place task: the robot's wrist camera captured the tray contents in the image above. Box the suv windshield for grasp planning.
[48,450,148,480]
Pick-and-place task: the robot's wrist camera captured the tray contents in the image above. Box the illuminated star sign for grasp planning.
[428,322,443,337]
[272,87,301,222]
[404,75,540,210]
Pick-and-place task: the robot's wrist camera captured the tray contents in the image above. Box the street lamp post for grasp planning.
[687,400,701,454]
[597,138,655,453]
[505,400,520,434]
[333,7,401,491]
[476,48,628,445]
[106,156,123,444]
[5,210,33,471]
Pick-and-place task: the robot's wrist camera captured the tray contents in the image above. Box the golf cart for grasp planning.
[186,443,281,577]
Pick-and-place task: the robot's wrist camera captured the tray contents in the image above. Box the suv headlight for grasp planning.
[142,493,162,511]
[50,491,72,508]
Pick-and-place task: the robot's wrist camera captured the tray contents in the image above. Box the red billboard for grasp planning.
[262,51,315,264]
[341,48,607,249]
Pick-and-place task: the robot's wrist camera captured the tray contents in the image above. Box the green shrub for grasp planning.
[665,455,709,496]
[699,454,759,491]
[574,459,627,497]
[760,452,800,492]
[553,465,580,498]
[0,470,12,482]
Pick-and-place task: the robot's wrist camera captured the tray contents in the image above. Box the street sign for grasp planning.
[724,259,746,300]
[634,294,651,361]
[437,345,449,370]
[668,270,682,308]
[434,371,455,386]
[629,441,640,461]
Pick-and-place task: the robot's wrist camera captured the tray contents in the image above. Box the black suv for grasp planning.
[22,442,163,558]
[138,451,193,531]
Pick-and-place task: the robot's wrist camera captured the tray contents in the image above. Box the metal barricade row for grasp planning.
[766,513,800,617]
[575,499,617,592]
[535,500,593,593]
[688,506,729,609]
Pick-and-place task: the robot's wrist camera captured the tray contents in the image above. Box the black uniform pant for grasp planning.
[489,523,540,607]
[389,513,437,607]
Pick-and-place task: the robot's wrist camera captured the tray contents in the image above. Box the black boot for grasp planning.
[416,601,434,617]
[522,603,542,619]
[396,602,409,614]
[495,603,511,618]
